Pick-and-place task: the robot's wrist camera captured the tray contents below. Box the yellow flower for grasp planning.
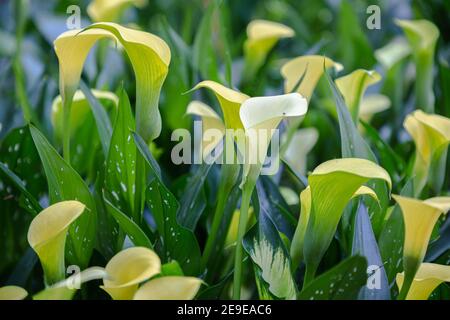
[396,263,450,300]
[239,93,308,185]
[51,89,118,141]
[392,195,450,299]
[280,55,343,101]
[283,127,319,175]
[28,201,86,285]
[404,110,450,195]
[335,69,381,122]
[191,80,250,131]
[359,94,391,123]
[88,0,148,22]
[101,247,161,300]
[133,276,202,300]
[395,19,439,112]
[0,286,27,300]
[291,184,378,270]
[243,20,294,81]
[54,22,170,147]
[302,158,391,284]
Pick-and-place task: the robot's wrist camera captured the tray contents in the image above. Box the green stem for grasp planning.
[201,164,237,268]
[62,99,71,163]
[232,182,253,300]
[397,274,413,300]
[303,263,317,289]
[415,51,434,113]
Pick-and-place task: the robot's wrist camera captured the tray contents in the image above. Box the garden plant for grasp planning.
[0,0,450,301]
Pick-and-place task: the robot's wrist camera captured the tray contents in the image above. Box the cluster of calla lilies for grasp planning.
[1,0,450,300]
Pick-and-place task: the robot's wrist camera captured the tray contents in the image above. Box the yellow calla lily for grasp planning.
[404,110,450,195]
[392,194,450,299]
[87,0,147,22]
[101,246,161,300]
[34,267,107,300]
[280,55,343,101]
[28,201,86,286]
[374,37,411,70]
[302,158,391,285]
[0,286,27,300]
[283,127,319,175]
[396,263,450,300]
[290,184,379,270]
[186,100,226,159]
[54,22,170,161]
[239,93,308,185]
[243,20,294,81]
[133,276,202,300]
[192,80,249,131]
[51,89,118,141]
[335,69,381,122]
[359,94,391,123]
[233,92,307,299]
[395,19,439,112]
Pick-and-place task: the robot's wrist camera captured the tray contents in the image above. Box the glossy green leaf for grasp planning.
[29,125,97,268]
[104,197,152,249]
[298,255,368,300]
[105,88,138,222]
[243,201,297,300]
[351,202,390,300]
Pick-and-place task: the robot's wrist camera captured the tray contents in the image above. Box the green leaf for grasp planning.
[29,125,96,268]
[337,0,375,70]
[351,202,390,299]
[360,120,406,182]
[298,255,368,300]
[161,260,184,276]
[326,70,389,237]
[0,126,45,198]
[177,162,213,230]
[104,197,152,249]
[105,88,138,221]
[243,191,297,300]
[192,0,220,81]
[134,132,201,276]
[379,179,413,285]
[79,81,113,156]
[0,162,42,216]
[257,176,296,239]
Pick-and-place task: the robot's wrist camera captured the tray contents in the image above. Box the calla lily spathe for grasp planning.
[186,100,226,159]
[0,286,27,300]
[392,195,450,299]
[191,80,250,131]
[335,69,381,122]
[51,89,118,141]
[359,94,391,123]
[395,19,439,113]
[239,93,308,185]
[302,158,391,284]
[404,110,450,195]
[133,276,202,300]
[290,184,379,270]
[87,0,147,22]
[281,55,343,101]
[396,263,450,300]
[28,201,86,286]
[243,20,294,81]
[101,246,161,300]
[54,22,170,146]
[283,127,319,175]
